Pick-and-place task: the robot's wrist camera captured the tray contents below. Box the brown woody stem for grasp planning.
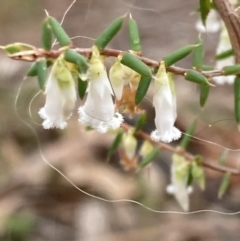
[9,47,223,78]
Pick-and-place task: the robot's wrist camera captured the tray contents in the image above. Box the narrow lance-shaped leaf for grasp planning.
[193,36,203,69]
[135,75,152,105]
[180,119,197,149]
[223,65,240,75]
[48,17,72,47]
[120,52,152,77]
[64,49,88,79]
[36,58,48,89]
[218,172,231,199]
[163,45,197,67]
[42,17,52,51]
[234,77,240,128]
[200,84,210,107]
[140,147,159,168]
[95,15,125,51]
[27,61,53,77]
[77,77,88,100]
[128,14,141,52]
[185,69,211,85]
[107,132,123,160]
[135,114,147,132]
[215,49,233,60]
[1,43,35,55]
[200,0,211,26]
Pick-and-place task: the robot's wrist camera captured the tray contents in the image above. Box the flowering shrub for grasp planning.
[1,0,240,211]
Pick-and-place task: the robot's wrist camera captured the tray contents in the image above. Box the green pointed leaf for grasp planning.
[193,36,203,69]
[95,15,125,51]
[163,45,197,67]
[185,69,211,85]
[223,65,240,75]
[200,0,211,26]
[1,43,35,55]
[107,132,123,160]
[200,84,210,107]
[234,77,240,124]
[219,150,228,165]
[218,172,231,199]
[135,75,152,105]
[27,61,53,77]
[48,17,72,47]
[65,49,88,78]
[128,14,141,52]
[42,17,52,50]
[180,119,197,149]
[78,77,88,99]
[140,147,159,168]
[121,52,151,77]
[215,49,233,60]
[135,114,147,132]
[36,59,47,89]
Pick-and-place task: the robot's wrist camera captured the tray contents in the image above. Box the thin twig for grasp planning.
[121,122,240,175]
[8,47,223,78]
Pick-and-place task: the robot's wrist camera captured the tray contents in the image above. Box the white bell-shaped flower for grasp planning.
[195,9,221,33]
[168,154,191,211]
[78,46,123,133]
[150,62,181,143]
[39,58,77,129]
[213,23,235,85]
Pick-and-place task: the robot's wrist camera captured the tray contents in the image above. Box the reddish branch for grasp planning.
[121,123,240,175]
[9,47,222,78]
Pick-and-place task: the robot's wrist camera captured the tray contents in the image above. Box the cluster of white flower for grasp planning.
[39,46,181,143]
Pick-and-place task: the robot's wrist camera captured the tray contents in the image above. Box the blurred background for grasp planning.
[0,0,240,240]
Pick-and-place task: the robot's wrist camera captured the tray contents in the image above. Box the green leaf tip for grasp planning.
[48,16,72,47]
[107,132,124,160]
[42,17,52,50]
[218,172,231,199]
[185,69,211,86]
[120,52,152,77]
[95,14,126,51]
[78,77,88,100]
[180,119,197,150]
[64,49,88,78]
[140,147,159,169]
[163,44,197,67]
[128,13,141,52]
[135,75,152,105]
[200,0,211,26]
[200,84,210,107]
[193,36,203,69]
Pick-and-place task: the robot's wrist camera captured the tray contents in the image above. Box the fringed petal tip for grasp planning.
[38,108,68,129]
[78,107,123,133]
[150,127,181,143]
